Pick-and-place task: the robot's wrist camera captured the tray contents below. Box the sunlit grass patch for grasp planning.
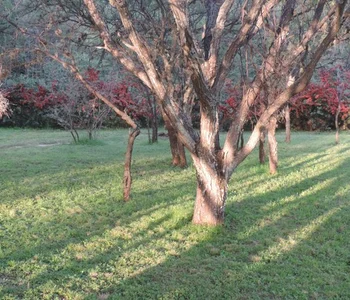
[0,129,349,299]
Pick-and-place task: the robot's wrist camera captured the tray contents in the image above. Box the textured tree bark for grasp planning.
[177,140,187,167]
[123,128,140,201]
[192,157,227,225]
[259,128,266,164]
[268,116,278,174]
[82,0,347,225]
[164,116,187,168]
[285,104,291,143]
[190,87,225,225]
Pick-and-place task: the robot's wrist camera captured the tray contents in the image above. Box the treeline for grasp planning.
[1,68,159,142]
[3,67,349,133]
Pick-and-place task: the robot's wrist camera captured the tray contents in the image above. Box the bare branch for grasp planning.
[43,50,139,129]
[213,0,277,91]
[83,0,153,89]
[228,0,348,175]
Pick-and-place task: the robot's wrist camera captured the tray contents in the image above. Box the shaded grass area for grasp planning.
[0,129,349,299]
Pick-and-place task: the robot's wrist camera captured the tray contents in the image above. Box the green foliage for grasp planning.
[0,129,349,299]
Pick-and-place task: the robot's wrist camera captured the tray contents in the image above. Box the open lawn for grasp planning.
[0,128,349,299]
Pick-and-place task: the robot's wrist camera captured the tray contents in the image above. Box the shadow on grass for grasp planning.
[1,137,349,298]
[101,158,350,299]
[0,149,174,206]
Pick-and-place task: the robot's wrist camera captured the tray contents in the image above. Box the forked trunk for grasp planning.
[192,157,227,225]
[259,128,266,164]
[123,128,140,201]
[70,130,79,143]
[268,116,278,174]
[285,104,291,143]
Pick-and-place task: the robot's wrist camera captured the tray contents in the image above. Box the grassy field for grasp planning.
[0,128,349,299]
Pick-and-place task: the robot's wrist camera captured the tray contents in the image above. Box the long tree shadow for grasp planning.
[1,154,349,298]
[0,139,192,296]
[0,147,174,206]
[99,161,350,299]
[1,133,349,298]
[0,168,193,260]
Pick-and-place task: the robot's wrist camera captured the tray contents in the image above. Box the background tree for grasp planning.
[0,85,9,119]
[5,0,350,225]
[290,66,350,132]
[89,0,349,225]
[0,59,10,119]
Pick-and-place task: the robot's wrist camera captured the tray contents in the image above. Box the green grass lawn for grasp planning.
[0,128,349,299]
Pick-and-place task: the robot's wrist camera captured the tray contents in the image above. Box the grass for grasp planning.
[0,128,349,299]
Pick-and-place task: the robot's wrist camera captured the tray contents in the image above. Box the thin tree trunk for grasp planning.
[192,156,227,225]
[75,129,80,142]
[152,121,158,143]
[268,116,278,174]
[147,118,151,144]
[123,127,140,201]
[70,130,78,143]
[151,106,158,143]
[285,104,291,143]
[259,128,266,164]
[147,94,158,144]
[335,102,340,144]
[235,129,244,150]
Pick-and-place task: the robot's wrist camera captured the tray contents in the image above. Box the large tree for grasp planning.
[10,0,350,224]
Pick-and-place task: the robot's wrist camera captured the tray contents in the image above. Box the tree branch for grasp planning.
[83,0,153,89]
[227,0,348,177]
[213,0,277,92]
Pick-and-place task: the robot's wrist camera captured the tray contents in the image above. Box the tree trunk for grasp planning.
[147,118,151,144]
[151,96,158,143]
[70,130,79,143]
[164,116,187,168]
[237,129,244,150]
[177,140,187,167]
[259,128,266,164]
[151,113,158,143]
[268,116,278,174]
[123,127,140,201]
[147,94,158,144]
[335,102,340,144]
[191,157,227,225]
[285,104,291,143]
